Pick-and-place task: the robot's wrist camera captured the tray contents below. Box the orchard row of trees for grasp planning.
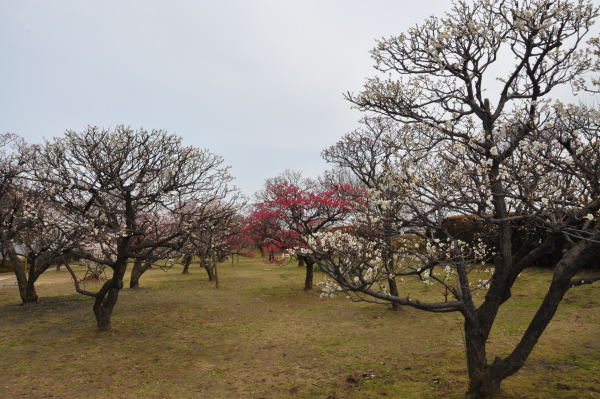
[240,1,600,398]
[3,0,600,397]
[0,127,244,330]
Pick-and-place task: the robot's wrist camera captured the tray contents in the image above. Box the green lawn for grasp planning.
[0,256,599,398]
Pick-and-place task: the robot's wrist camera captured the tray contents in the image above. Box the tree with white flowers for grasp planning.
[312,1,600,397]
[177,198,244,286]
[32,126,236,331]
[0,133,50,304]
[12,191,77,303]
[323,117,420,310]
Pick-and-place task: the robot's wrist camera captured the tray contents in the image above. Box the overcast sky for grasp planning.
[1,0,599,197]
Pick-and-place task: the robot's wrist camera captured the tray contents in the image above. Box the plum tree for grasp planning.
[311,0,600,397]
[33,126,235,331]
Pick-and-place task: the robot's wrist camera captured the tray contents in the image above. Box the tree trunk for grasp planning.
[94,264,125,331]
[130,259,152,289]
[202,257,214,281]
[464,319,500,399]
[12,260,29,303]
[304,260,314,290]
[465,369,501,399]
[182,262,190,274]
[93,283,120,331]
[388,277,400,311]
[129,258,144,289]
[383,227,400,311]
[55,263,62,271]
[213,254,219,289]
[298,255,305,267]
[182,254,192,274]
[9,250,39,304]
[460,240,594,398]
[486,241,594,383]
[23,270,39,303]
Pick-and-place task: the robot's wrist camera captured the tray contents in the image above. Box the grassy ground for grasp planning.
[0,256,599,399]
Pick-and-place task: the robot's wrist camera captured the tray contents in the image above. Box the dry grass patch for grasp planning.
[0,257,599,398]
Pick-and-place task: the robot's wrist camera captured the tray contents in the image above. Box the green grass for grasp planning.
[0,257,599,398]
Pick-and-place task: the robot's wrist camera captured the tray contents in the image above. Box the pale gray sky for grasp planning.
[1,1,598,196]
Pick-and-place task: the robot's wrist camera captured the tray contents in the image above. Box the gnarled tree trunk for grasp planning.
[129,258,152,289]
[94,262,126,331]
[10,249,39,304]
[462,241,594,398]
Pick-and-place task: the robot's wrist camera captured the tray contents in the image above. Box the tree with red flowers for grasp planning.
[240,203,298,258]
[254,173,359,290]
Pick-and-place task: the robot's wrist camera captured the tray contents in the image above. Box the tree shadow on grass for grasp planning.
[0,294,90,328]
